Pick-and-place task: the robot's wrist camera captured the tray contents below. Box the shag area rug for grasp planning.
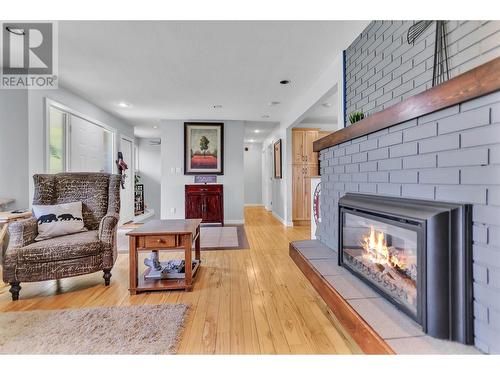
[0,303,189,354]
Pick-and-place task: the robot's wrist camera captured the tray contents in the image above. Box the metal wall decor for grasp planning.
[407,20,450,87]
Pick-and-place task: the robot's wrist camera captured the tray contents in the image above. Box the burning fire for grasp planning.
[361,226,405,269]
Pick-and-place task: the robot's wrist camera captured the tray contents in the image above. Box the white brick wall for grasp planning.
[345,21,500,125]
[318,91,500,353]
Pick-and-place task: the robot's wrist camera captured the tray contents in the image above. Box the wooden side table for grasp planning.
[126,219,202,294]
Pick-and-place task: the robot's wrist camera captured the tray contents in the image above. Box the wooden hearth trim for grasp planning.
[314,57,500,151]
[289,242,395,354]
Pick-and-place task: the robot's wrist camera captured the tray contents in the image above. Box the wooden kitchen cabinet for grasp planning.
[185,184,224,225]
[292,129,320,226]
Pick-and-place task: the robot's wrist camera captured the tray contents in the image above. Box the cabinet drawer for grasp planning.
[186,184,223,193]
[144,235,176,248]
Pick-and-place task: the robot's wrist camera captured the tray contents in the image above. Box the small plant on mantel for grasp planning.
[348,111,365,125]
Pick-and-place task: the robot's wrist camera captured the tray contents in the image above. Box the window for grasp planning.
[48,107,67,173]
[47,102,115,174]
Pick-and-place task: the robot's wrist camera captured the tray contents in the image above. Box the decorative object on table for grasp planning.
[407,20,450,86]
[0,304,188,354]
[273,138,282,179]
[115,151,128,189]
[32,201,86,241]
[126,218,202,294]
[144,257,200,280]
[184,122,224,175]
[185,184,224,225]
[2,173,120,300]
[134,183,145,215]
[194,175,217,184]
[144,251,162,271]
[348,111,365,124]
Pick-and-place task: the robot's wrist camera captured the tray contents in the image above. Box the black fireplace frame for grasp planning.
[338,193,474,345]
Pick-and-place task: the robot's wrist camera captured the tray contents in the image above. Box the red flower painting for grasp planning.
[184,122,224,175]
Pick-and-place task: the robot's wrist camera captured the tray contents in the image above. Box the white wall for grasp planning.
[137,138,161,218]
[244,142,262,205]
[261,143,272,211]
[160,120,245,224]
[261,125,289,225]
[0,90,29,210]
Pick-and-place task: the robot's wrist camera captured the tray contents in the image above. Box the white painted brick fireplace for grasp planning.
[318,91,500,353]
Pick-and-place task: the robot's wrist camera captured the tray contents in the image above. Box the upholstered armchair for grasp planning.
[1,173,121,300]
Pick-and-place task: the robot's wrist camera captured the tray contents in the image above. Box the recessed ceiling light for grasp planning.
[254,129,260,133]
[322,102,332,108]
[153,125,158,129]
[261,115,270,119]
[213,104,222,109]
[248,139,254,143]
[117,102,130,108]
[279,80,290,85]
[268,101,281,106]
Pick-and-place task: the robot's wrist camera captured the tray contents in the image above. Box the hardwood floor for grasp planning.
[0,207,361,354]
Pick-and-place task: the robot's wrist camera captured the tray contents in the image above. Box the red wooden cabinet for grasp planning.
[185,184,224,225]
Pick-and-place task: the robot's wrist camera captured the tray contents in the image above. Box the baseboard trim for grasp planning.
[293,219,310,226]
[271,211,291,226]
[244,204,264,207]
[224,219,245,225]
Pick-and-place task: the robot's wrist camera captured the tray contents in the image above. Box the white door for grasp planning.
[119,136,134,224]
[69,115,113,173]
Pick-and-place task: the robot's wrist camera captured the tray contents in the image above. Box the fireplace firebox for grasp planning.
[338,193,474,344]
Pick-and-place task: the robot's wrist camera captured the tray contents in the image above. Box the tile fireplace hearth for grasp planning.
[289,240,480,354]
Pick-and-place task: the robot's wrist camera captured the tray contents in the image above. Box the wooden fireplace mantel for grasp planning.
[313,57,500,152]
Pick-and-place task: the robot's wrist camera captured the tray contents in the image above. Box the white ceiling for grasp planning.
[58,21,369,132]
[300,89,338,125]
[244,121,279,143]
[134,120,278,142]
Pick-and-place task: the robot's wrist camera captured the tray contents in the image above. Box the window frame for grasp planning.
[45,98,117,174]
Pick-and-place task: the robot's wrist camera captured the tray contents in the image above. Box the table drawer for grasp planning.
[144,235,176,248]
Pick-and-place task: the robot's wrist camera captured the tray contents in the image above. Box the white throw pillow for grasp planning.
[32,201,87,241]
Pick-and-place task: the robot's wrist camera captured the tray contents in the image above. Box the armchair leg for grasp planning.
[103,269,112,286]
[9,282,21,301]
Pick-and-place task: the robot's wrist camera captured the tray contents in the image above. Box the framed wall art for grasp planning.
[273,139,282,179]
[184,122,224,175]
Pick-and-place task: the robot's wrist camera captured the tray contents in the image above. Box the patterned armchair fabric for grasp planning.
[2,173,121,300]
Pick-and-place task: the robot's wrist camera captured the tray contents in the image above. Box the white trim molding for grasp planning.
[224,219,245,225]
